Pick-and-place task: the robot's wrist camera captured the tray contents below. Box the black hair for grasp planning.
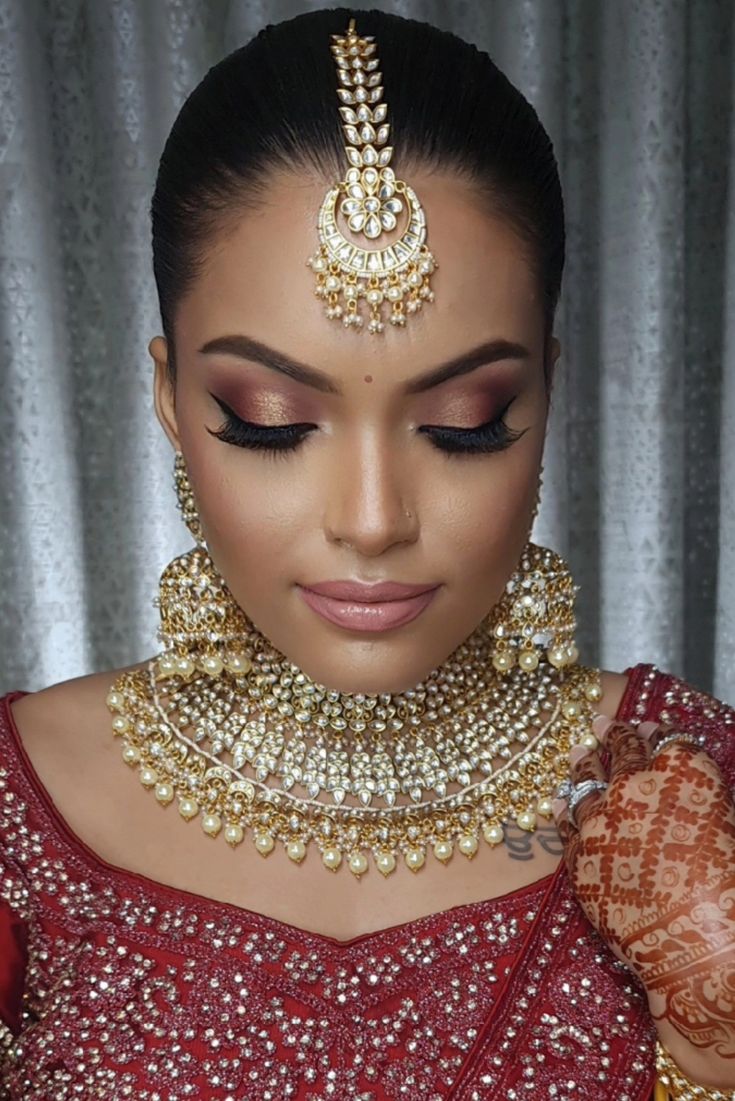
[151,7,564,385]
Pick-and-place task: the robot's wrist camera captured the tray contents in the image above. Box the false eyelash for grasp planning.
[207,394,316,459]
[417,397,525,455]
[207,394,525,459]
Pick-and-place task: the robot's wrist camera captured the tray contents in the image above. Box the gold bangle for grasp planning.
[656,1040,735,1100]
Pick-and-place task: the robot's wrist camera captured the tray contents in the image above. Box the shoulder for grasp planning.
[6,658,154,796]
[598,669,632,720]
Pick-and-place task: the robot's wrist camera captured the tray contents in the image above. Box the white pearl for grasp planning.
[386,285,403,301]
[483,823,504,846]
[408,271,422,286]
[111,715,130,735]
[516,810,537,832]
[175,656,195,679]
[155,782,174,805]
[458,834,478,857]
[310,256,327,272]
[157,655,177,677]
[568,643,579,663]
[547,645,567,668]
[580,732,599,750]
[139,767,158,787]
[562,700,582,719]
[537,796,554,818]
[122,745,140,765]
[405,847,425,871]
[322,847,342,871]
[178,797,199,820]
[224,824,244,846]
[366,289,383,305]
[106,690,124,710]
[286,839,306,863]
[433,839,453,863]
[375,851,396,876]
[202,813,222,837]
[585,683,603,702]
[224,653,252,675]
[518,650,539,672]
[325,275,341,292]
[201,654,224,677]
[255,832,275,855]
[348,852,368,877]
[492,650,515,673]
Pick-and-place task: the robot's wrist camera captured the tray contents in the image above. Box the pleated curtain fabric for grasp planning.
[0,0,733,703]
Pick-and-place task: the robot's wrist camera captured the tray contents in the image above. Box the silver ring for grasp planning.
[565,778,608,829]
[650,731,705,760]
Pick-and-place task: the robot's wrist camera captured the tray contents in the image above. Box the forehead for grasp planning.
[176,171,543,374]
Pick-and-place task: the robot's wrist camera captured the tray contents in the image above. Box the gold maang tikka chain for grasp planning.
[105,452,603,879]
[306,18,437,333]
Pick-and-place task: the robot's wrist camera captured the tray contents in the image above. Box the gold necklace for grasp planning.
[105,544,602,877]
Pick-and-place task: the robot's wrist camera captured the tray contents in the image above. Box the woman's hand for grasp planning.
[552,714,735,1084]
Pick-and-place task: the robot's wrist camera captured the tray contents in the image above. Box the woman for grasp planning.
[1,8,733,1099]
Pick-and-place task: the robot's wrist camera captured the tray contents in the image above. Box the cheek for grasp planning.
[176,441,310,585]
[426,449,539,611]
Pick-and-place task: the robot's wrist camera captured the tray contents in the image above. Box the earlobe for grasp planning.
[150,336,181,451]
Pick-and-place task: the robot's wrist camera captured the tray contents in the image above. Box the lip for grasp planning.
[297,582,440,633]
[302,579,439,602]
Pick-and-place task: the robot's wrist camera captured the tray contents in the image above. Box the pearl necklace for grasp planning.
[106,614,602,878]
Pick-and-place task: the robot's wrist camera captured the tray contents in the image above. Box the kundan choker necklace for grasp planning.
[105,542,603,878]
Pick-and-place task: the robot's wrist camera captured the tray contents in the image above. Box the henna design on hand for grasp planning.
[556,723,735,1060]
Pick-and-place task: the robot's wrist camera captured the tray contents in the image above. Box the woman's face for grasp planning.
[152,170,559,694]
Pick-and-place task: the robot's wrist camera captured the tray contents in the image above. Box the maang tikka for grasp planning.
[306,18,437,333]
[104,451,601,879]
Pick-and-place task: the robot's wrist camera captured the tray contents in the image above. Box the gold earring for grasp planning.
[173,451,207,548]
[487,536,579,676]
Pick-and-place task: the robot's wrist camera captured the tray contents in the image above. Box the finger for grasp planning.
[601,720,651,778]
[568,745,607,828]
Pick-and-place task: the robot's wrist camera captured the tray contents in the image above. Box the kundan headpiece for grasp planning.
[307,18,438,333]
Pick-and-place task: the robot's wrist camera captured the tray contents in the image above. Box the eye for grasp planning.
[207,394,316,458]
[418,396,527,456]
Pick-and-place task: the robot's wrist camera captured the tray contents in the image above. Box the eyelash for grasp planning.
[207,394,524,459]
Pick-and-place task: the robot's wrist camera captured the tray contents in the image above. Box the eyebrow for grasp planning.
[197,333,531,395]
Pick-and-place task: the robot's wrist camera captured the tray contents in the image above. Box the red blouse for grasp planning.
[1,663,734,1100]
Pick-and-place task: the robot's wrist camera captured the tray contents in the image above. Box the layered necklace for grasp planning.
[105,543,602,878]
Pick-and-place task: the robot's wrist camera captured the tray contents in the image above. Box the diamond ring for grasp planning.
[562,778,608,830]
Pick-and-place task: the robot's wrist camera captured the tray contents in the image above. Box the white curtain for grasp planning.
[1,0,734,703]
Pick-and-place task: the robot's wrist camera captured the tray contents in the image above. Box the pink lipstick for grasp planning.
[297,579,440,632]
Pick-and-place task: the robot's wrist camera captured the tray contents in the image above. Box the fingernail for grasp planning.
[551,798,567,819]
[569,744,590,765]
[592,714,615,738]
[638,721,659,739]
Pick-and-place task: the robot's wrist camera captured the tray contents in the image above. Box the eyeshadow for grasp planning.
[211,379,315,425]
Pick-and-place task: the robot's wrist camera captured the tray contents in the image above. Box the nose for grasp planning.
[324,433,418,556]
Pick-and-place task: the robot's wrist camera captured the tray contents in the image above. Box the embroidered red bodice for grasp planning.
[1,663,734,1100]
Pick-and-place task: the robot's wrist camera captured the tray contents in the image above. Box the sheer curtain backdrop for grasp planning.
[1,0,734,702]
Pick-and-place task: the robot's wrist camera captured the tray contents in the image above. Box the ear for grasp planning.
[150,336,181,451]
[544,335,561,395]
